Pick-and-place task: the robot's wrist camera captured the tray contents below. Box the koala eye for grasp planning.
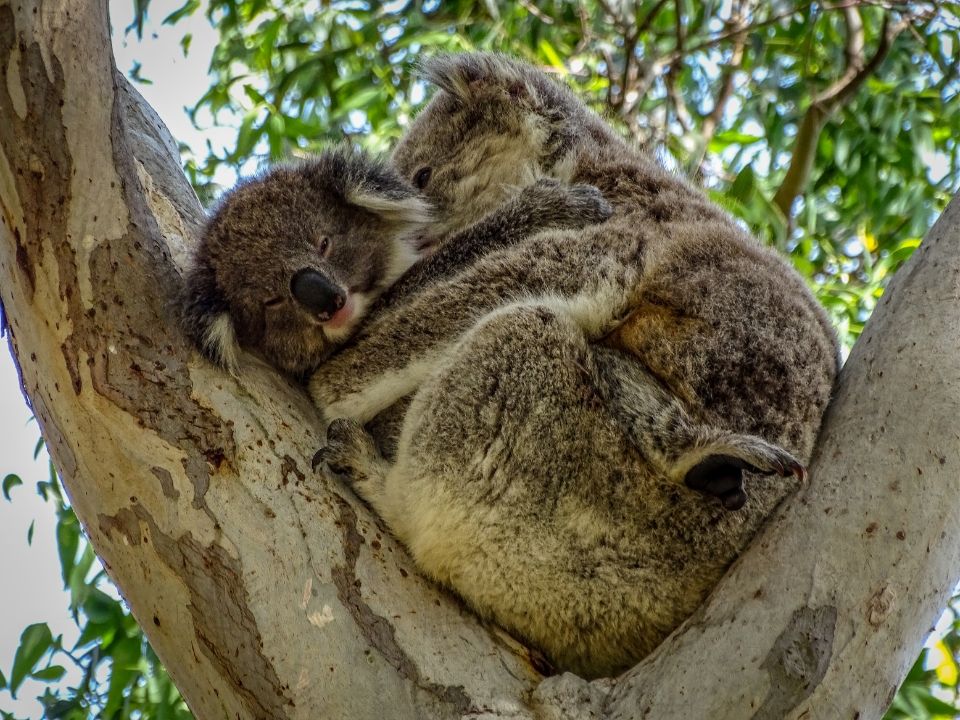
[413,166,432,189]
[318,237,331,256]
[264,296,285,309]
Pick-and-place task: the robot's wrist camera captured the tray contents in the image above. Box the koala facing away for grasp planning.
[363,52,839,491]
[181,147,433,378]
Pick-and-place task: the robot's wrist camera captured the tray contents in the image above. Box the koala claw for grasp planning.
[315,417,381,484]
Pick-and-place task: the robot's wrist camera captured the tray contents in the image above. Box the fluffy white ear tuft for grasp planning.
[347,188,434,226]
[202,313,241,374]
[384,239,422,287]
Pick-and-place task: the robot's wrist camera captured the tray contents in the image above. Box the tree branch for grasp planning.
[665,0,694,133]
[692,0,751,175]
[0,2,542,718]
[773,10,906,215]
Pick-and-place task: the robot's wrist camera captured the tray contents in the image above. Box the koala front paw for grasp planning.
[561,183,614,226]
[521,178,613,230]
[682,435,805,512]
[312,418,378,480]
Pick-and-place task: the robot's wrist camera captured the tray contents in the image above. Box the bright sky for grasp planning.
[0,2,222,716]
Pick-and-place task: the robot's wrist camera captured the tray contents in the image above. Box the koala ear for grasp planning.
[181,259,240,373]
[421,52,535,104]
[346,186,434,227]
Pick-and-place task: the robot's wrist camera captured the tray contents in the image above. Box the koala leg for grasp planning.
[595,349,805,511]
[371,301,650,675]
[313,418,393,514]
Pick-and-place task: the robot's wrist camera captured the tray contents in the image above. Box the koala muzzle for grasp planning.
[290,268,346,318]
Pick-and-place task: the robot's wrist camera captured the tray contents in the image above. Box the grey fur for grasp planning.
[310,53,839,678]
[181,146,434,377]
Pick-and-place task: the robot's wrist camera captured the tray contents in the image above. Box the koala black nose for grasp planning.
[290,269,345,318]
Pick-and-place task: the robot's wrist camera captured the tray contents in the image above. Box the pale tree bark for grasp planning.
[0,3,958,720]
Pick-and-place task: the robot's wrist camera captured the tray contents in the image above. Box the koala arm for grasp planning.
[380,179,612,306]
[309,230,642,424]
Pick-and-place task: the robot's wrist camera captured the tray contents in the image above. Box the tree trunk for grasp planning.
[1,2,957,720]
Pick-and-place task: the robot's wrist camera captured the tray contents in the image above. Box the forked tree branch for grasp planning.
[772,9,909,215]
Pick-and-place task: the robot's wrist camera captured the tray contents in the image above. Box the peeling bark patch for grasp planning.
[0,12,70,301]
[61,341,81,393]
[151,466,179,500]
[331,497,473,715]
[753,605,837,720]
[99,504,291,719]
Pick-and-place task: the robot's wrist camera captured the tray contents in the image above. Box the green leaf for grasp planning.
[33,436,44,460]
[10,623,53,696]
[73,619,116,651]
[730,166,756,203]
[162,0,200,26]
[83,588,121,624]
[918,693,960,715]
[26,519,34,546]
[2,473,22,500]
[0,665,6,690]
[31,664,66,682]
[538,38,564,69]
[57,512,80,589]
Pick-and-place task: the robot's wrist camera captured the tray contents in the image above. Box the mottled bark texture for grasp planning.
[1,2,957,719]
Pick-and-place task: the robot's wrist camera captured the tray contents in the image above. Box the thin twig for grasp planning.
[694,0,751,174]
[517,0,555,25]
[666,0,694,131]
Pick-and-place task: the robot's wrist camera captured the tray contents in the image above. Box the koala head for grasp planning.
[391,52,601,241]
[182,146,432,378]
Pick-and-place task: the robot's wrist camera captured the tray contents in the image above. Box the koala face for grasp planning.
[182,147,432,377]
[392,54,585,243]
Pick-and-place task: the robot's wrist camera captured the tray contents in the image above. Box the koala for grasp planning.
[310,53,840,678]
[182,144,614,377]
[180,146,433,377]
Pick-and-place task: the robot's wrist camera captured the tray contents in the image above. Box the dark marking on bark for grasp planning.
[330,497,473,715]
[0,10,69,302]
[281,454,306,486]
[98,504,291,719]
[151,466,179,500]
[752,605,837,720]
[61,342,82,394]
[14,226,34,293]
